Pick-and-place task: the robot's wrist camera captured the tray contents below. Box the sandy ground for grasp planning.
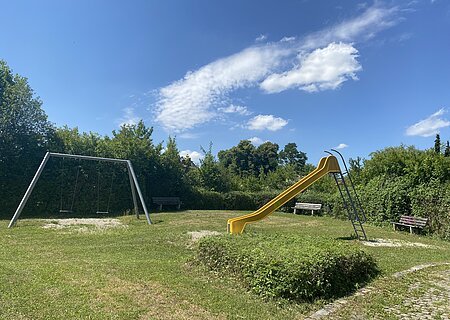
[187,230,221,242]
[362,238,438,248]
[42,218,126,231]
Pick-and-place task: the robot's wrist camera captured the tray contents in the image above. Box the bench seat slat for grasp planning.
[392,215,428,233]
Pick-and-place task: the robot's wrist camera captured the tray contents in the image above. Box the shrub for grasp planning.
[184,189,281,211]
[410,181,450,240]
[197,233,379,301]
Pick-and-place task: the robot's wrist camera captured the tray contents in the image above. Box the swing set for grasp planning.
[8,152,151,228]
[58,158,116,215]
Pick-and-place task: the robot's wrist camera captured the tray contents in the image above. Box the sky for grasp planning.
[1,0,450,165]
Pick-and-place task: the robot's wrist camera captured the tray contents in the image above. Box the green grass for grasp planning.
[1,211,449,319]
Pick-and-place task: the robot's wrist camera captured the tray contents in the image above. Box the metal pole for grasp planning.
[8,152,51,228]
[126,161,151,224]
[49,152,129,164]
[127,166,140,219]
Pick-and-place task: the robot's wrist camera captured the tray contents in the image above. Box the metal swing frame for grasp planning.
[8,152,152,228]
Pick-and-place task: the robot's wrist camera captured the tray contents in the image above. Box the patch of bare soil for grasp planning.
[42,218,126,233]
[362,238,438,249]
[187,230,221,242]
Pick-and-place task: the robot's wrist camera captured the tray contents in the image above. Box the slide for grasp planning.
[227,155,341,234]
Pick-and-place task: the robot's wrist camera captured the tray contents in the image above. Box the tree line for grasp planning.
[0,60,309,218]
[1,60,449,239]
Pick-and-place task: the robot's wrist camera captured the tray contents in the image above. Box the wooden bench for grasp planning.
[292,202,322,215]
[152,197,182,211]
[392,215,428,234]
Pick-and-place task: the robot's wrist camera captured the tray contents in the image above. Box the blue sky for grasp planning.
[1,0,450,164]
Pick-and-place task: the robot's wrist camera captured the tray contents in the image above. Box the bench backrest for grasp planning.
[152,197,181,205]
[294,202,322,210]
[399,215,428,227]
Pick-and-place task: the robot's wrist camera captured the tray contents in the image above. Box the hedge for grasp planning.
[197,233,379,301]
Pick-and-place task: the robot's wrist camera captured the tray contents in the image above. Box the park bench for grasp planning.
[152,197,182,211]
[392,215,428,234]
[292,202,322,215]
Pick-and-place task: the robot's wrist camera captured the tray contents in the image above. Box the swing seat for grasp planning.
[96,211,109,214]
[59,209,73,213]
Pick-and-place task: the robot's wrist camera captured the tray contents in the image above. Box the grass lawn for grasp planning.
[1,211,449,319]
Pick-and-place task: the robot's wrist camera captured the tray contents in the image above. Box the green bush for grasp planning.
[197,233,378,301]
[410,181,450,240]
[184,189,280,211]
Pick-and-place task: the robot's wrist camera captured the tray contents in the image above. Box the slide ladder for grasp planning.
[328,149,367,241]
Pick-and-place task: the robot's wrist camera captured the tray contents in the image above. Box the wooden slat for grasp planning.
[396,215,428,228]
[294,202,322,210]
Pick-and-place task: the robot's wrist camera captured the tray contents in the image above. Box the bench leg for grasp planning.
[393,224,396,231]
[311,210,314,216]
[294,208,298,214]
[177,204,180,210]
[159,204,162,211]
[410,226,413,234]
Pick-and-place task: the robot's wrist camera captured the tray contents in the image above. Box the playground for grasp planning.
[1,211,449,319]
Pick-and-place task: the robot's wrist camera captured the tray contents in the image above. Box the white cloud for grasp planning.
[247,115,288,131]
[179,150,203,164]
[255,34,267,42]
[281,36,296,42]
[260,42,361,93]
[218,104,252,116]
[248,137,265,145]
[155,44,289,131]
[118,107,140,127]
[154,4,399,132]
[405,108,450,137]
[301,5,399,50]
[335,143,349,149]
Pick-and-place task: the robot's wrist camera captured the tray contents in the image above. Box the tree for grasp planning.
[255,141,279,174]
[445,141,450,157]
[110,121,162,201]
[159,136,185,196]
[198,143,230,192]
[279,143,307,173]
[434,134,441,154]
[0,60,54,214]
[218,140,257,176]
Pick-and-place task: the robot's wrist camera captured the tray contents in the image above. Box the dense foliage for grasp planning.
[1,59,449,239]
[197,233,379,301]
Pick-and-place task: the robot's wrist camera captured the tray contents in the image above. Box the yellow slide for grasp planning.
[227,155,341,234]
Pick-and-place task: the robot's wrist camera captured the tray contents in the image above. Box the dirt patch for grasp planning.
[362,238,438,249]
[42,218,126,233]
[187,230,221,242]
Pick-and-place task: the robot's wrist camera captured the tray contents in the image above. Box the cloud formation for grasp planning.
[155,44,289,131]
[218,104,252,116]
[155,4,399,132]
[248,137,265,146]
[406,109,450,137]
[260,42,361,93]
[335,143,349,149]
[247,114,288,131]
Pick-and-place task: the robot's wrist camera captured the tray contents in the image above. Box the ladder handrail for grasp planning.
[330,149,367,223]
[325,150,367,240]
